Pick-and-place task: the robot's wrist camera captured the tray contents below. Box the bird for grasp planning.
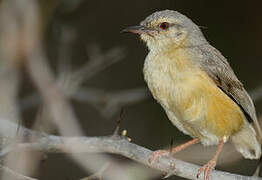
[122,10,262,180]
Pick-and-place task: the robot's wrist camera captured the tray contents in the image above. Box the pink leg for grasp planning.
[149,138,200,164]
[197,139,224,180]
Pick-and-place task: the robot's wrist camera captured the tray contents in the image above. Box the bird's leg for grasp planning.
[149,138,200,164]
[197,138,225,180]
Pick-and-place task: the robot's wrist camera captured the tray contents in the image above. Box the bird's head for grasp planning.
[122,10,206,52]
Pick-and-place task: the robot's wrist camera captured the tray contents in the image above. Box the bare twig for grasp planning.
[20,87,150,118]
[113,108,124,136]
[74,87,150,118]
[56,45,126,97]
[80,163,110,180]
[56,26,76,76]
[65,45,125,94]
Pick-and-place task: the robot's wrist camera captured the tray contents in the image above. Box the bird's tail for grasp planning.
[231,123,261,159]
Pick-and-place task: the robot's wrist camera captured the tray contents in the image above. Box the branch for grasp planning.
[0,165,38,180]
[20,87,150,118]
[56,44,126,97]
[0,120,260,180]
[73,87,150,118]
[80,163,110,180]
[65,45,125,93]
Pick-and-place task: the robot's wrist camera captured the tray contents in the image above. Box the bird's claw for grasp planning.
[196,160,216,180]
[148,150,169,164]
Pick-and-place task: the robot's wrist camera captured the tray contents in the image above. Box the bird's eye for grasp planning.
[159,22,169,30]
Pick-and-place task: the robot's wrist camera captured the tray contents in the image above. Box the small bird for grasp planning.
[122,10,262,180]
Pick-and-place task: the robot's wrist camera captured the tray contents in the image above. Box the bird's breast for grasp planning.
[143,50,206,121]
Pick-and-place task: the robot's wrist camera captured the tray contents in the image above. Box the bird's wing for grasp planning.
[198,45,262,142]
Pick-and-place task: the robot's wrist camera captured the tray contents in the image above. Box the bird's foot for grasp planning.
[149,139,200,164]
[148,150,170,164]
[196,159,216,180]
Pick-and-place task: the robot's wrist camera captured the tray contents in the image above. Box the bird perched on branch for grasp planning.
[122,10,262,180]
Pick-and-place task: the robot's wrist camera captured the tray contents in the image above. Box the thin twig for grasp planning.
[20,87,150,118]
[67,45,125,92]
[80,163,110,180]
[113,108,124,136]
[56,45,126,98]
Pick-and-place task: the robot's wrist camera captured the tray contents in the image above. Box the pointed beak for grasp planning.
[121,25,149,34]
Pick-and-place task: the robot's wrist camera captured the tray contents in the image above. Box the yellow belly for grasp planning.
[178,73,244,138]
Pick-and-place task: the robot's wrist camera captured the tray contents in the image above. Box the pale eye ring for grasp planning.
[159,22,169,30]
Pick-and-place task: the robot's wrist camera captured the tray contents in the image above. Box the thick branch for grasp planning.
[0,120,260,180]
[0,165,38,180]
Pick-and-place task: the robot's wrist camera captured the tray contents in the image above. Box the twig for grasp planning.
[20,87,150,118]
[113,108,124,136]
[74,87,150,118]
[80,163,110,180]
[24,38,83,136]
[56,26,76,76]
[65,45,125,93]
[56,45,126,98]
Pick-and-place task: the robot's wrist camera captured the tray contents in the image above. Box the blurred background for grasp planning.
[0,0,262,180]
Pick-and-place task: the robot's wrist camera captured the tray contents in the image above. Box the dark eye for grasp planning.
[160,22,169,30]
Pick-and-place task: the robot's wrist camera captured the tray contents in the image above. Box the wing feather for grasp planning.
[197,45,262,142]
